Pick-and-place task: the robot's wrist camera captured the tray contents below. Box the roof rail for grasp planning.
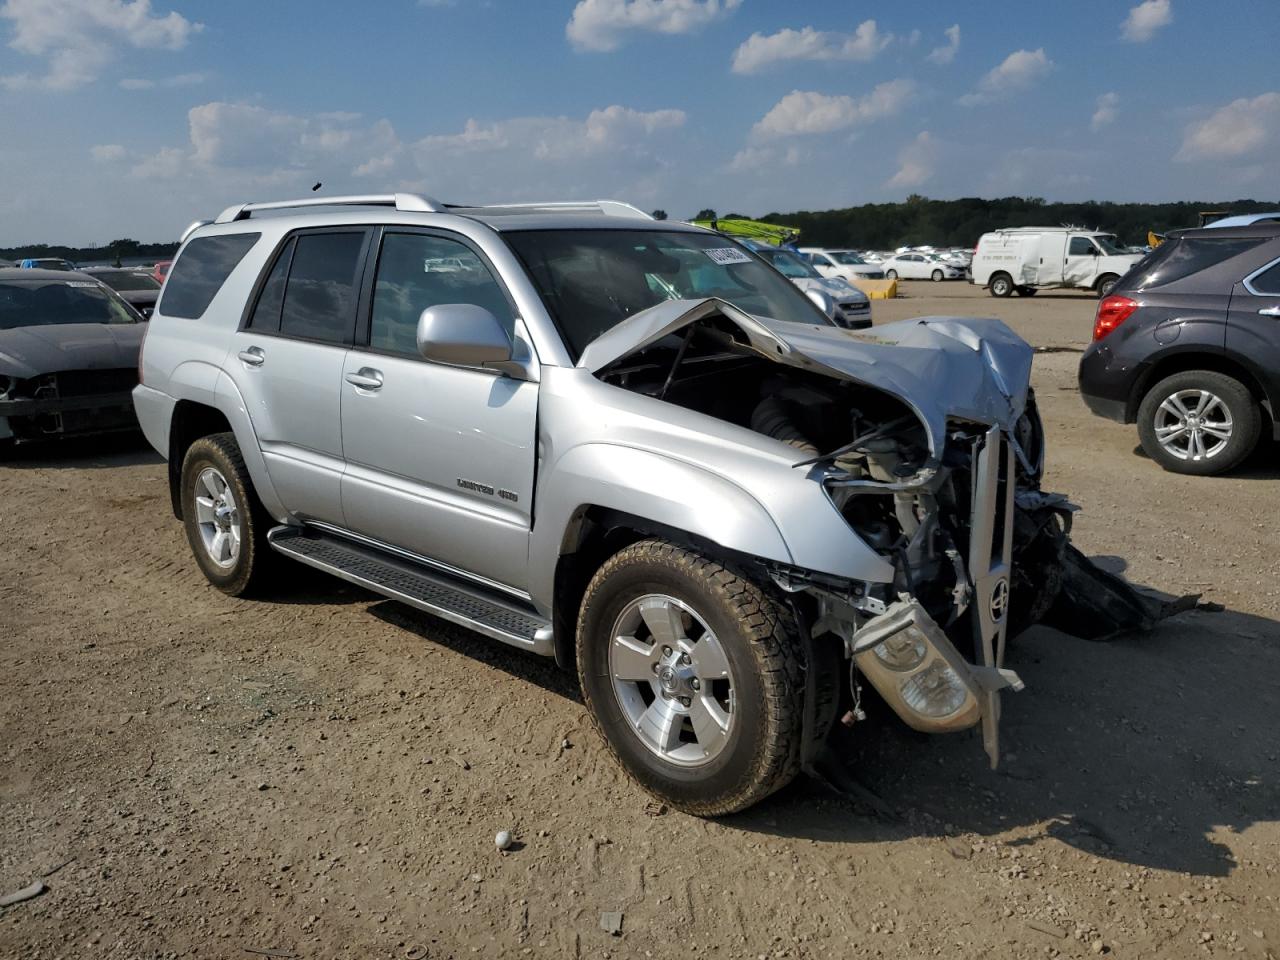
[463,200,653,220]
[213,193,445,224]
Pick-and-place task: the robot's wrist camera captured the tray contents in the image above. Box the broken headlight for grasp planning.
[872,630,927,672]
[899,659,970,718]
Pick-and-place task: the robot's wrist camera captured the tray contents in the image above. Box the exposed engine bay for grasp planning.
[592,305,1196,765]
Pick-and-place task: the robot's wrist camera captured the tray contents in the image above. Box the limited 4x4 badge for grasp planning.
[457,478,518,502]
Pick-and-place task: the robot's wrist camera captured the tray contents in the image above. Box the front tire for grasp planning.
[180,432,274,595]
[990,273,1014,297]
[1136,371,1261,475]
[1096,274,1120,297]
[884,269,898,280]
[931,269,943,282]
[576,540,804,816]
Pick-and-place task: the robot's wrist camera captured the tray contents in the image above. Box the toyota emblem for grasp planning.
[990,578,1010,622]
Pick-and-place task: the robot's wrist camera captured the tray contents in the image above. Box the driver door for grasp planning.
[339,228,538,592]
[1063,235,1100,287]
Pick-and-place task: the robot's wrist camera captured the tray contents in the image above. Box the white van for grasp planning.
[971,227,1141,298]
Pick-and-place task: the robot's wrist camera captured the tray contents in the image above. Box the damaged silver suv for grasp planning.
[135,195,1172,815]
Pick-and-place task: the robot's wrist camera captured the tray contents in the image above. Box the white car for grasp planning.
[971,227,1141,297]
[881,253,966,282]
[797,247,886,282]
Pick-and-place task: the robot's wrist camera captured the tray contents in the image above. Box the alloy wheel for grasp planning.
[193,467,241,568]
[1153,389,1233,462]
[608,594,736,767]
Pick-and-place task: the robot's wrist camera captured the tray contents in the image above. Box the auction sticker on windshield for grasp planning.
[704,247,753,266]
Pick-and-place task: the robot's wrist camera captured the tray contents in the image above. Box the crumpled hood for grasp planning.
[0,323,145,379]
[577,298,1034,457]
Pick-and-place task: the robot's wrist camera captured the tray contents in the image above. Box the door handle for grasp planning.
[1259,305,1280,318]
[345,368,384,390]
[237,347,265,366]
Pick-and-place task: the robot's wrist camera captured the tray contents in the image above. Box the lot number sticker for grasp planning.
[704,247,753,266]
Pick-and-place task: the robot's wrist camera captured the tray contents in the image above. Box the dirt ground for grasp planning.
[2,281,1278,960]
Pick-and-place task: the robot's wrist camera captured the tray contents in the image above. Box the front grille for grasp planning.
[51,368,138,397]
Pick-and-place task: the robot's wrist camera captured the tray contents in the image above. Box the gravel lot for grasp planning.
[3,281,1278,959]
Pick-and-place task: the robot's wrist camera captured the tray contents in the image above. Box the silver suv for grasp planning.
[135,193,1129,815]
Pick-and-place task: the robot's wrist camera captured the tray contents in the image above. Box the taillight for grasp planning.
[1093,295,1138,342]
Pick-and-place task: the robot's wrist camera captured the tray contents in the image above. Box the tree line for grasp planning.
[1,238,177,264]
[694,196,1280,249]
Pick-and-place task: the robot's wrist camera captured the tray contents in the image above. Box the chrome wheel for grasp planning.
[193,467,241,568]
[608,594,736,767]
[1154,389,1233,462]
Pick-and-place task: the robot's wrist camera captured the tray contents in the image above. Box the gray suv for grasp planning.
[135,194,1127,814]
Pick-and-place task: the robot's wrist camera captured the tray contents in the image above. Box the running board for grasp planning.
[267,526,553,656]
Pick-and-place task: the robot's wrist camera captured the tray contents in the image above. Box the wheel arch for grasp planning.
[1127,350,1275,425]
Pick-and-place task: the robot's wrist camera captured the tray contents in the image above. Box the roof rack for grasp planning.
[213,193,445,224]
[458,200,653,220]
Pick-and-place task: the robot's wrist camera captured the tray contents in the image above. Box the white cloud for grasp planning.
[119,77,153,90]
[90,143,126,162]
[118,71,203,90]
[126,100,689,213]
[752,80,914,139]
[886,131,936,189]
[1121,0,1172,42]
[1091,92,1120,130]
[730,20,891,74]
[958,48,1053,106]
[1176,92,1280,162]
[727,144,805,174]
[0,0,200,91]
[567,0,740,52]
[926,24,960,65]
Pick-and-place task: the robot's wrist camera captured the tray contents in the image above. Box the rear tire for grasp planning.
[576,539,804,816]
[990,273,1014,297]
[884,269,898,280]
[930,269,943,282]
[1096,274,1120,297]
[180,432,276,595]
[1136,371,1261,476]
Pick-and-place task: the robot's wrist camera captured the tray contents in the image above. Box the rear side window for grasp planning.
[159,233,260,319]
[1129,237,1265,289]
[278,232,366,344]
[246,238,294,332]
[1247,260,1280,295]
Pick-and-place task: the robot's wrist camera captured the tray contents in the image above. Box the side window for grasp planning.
[1068,236,1097,256]
[1249,260,1280,295]
[368,233,513,356]
[159,233,260,319]
[279,232,366,344]
[245,238,294,332]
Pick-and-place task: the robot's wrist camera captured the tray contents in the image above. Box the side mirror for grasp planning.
[417,304,512,369]
[805,288,838,319]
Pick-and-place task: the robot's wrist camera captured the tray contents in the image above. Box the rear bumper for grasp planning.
[1078,345,1144,424]
[132,384,175,458]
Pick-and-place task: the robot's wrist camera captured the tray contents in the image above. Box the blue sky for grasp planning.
[1,0,1277,245]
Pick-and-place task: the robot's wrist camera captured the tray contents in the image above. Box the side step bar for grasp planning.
[267,526,554,657]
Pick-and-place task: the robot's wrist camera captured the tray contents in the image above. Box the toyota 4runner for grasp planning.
[135,194,1177,815]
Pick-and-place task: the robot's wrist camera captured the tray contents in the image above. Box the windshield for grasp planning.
[0,279,140,330]
[92,270,160,291]
[505,229,828,359]
[1094,235,1127,256]
[757,248,820,279]
[831,251,868,265]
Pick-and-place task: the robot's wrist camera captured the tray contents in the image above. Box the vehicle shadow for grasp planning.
[0,432,162,469]
[309,559,1278,879]
[733,604,1279,878]
[1130,438,1280,480]
[366,599,581,703]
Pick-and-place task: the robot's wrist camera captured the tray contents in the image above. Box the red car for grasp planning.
[151,260,174,284]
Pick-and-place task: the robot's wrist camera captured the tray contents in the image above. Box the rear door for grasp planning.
[338,228,538,591]
[1228,250,1280,407]
[1034,233,1066,285]
[230,228,371,524]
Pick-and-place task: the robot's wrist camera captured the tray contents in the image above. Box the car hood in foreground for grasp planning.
[577,298,1033,457]
[0,322,146,379]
